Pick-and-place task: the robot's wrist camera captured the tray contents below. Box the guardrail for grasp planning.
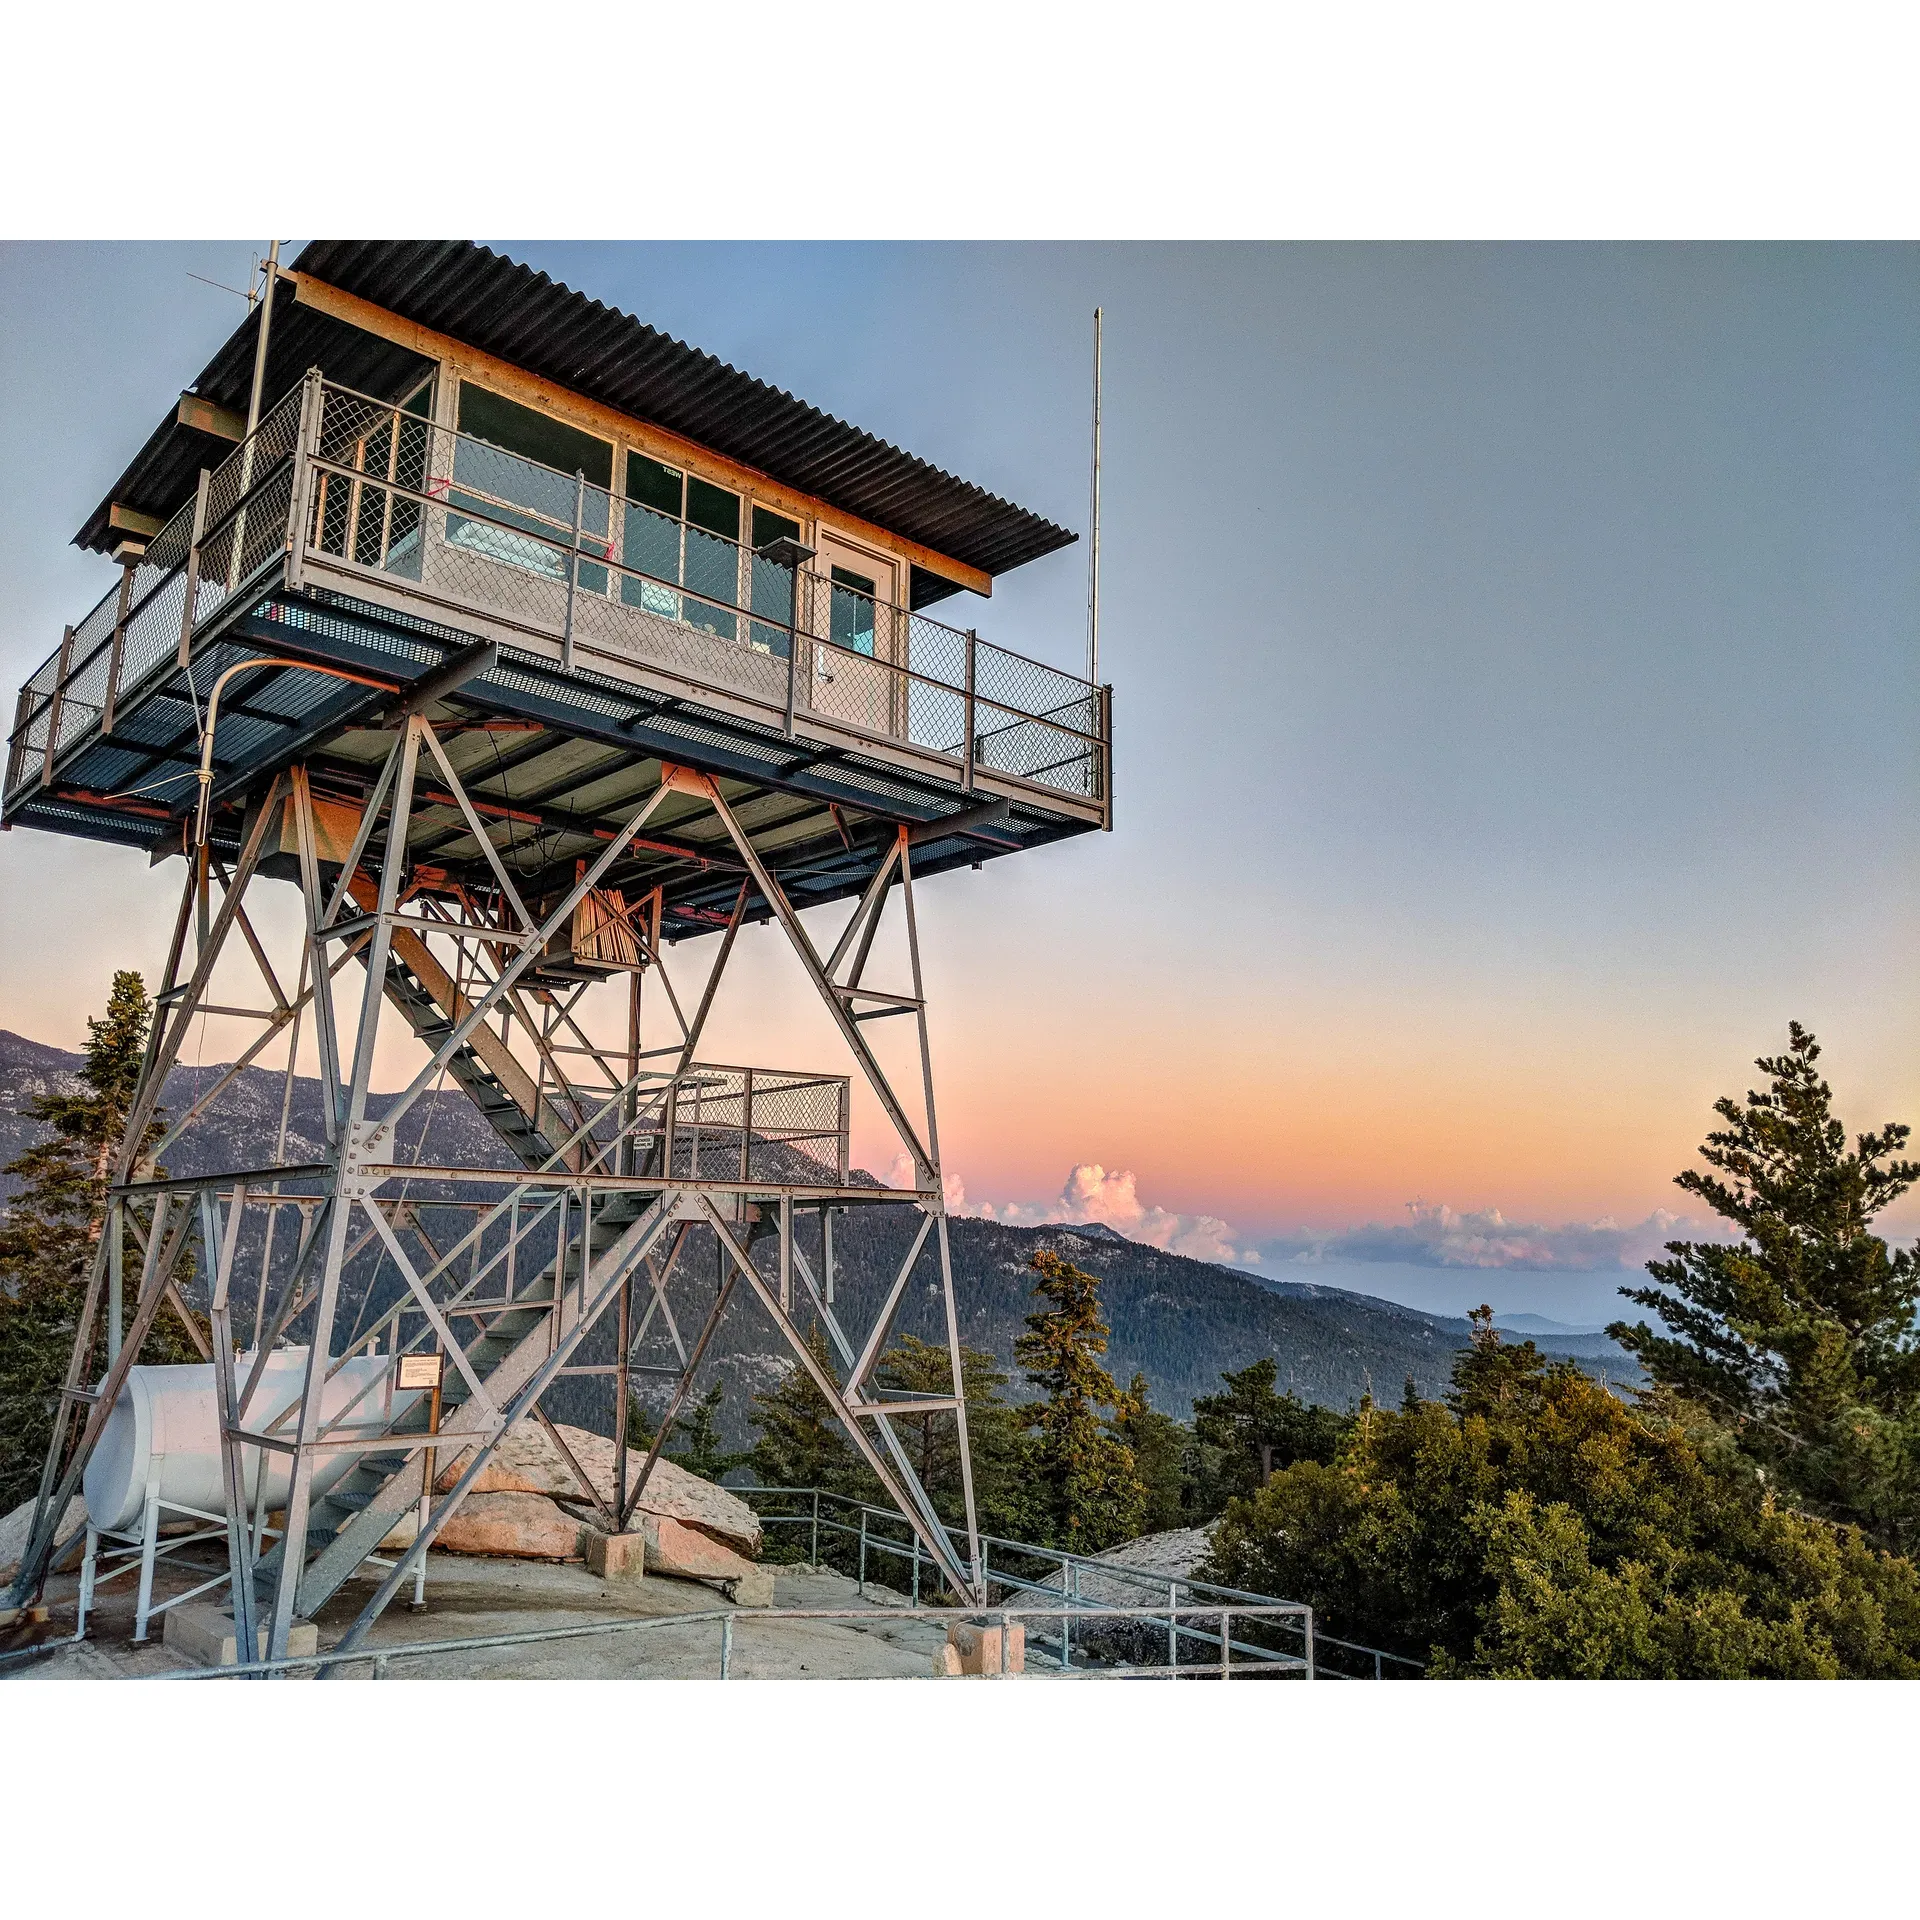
[142,1598,1312,1681]
[739,1485,1425,1679]
[6,374,1111,817]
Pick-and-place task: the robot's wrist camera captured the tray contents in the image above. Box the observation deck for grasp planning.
[5,247,1108,930]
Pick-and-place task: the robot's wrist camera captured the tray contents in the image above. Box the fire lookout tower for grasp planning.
[2,242,1110,1660]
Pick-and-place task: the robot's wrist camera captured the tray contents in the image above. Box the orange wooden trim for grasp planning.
[286,270,992,599]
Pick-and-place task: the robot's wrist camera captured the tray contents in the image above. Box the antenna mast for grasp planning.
[1086,306,1103,688]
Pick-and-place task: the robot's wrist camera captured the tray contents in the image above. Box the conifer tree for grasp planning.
[873,1333,1035,1540]
[745,1324,864,1500]
[1014,1250,1146,1552]
[1610,1023,1920,1548]
[0,973,204,1509]
[1114,1371,1193,1533]
[1189,1355,1350,1516]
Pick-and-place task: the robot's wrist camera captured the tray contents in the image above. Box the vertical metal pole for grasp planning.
[207,1183,259,1671]
[783,564,801,737]
[243,240,281,440]
[266,721,422,1661]
[227,240,280,595]
[614,1266,632,1526]
[1304,1607,1316,1680]
[77,1529,97,1637]
[176,469,211,669]
[285,369,325,594]
[562,469,585,668]
[961,628,976,791]
[1087,304,1102,689]
[1061,1557,1073,1669]
[106,1198,124,1364]
[810,1486,820,1569]
[1220,1609,1232,1680]
[101,559,137,735]
[779,1194,793,1314]
[821,1204,835,1307]
[133,1481,161,1643]
[858,1506,867,1595]
[720,1613,733,1679]
[1168,1580,1178,1671]
[38,626,74,789]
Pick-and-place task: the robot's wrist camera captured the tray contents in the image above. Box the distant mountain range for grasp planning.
[0,1030,1641,1438]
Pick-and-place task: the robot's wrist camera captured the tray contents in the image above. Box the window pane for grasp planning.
[831,566,878,657]
[457,383,612,490]
[685,524,740,638]
[751,506,800,549]
[686,476,740,541]
[626,452,683,515]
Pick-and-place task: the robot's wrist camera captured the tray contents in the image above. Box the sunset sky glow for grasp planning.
[2,242,1914,1295]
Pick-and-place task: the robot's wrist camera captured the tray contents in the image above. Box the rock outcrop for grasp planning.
[434,1420,760,1557]
[0,1495,87,1585]
[432,1490,587,1561]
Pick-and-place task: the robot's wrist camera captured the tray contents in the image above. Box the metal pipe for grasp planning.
[1087,305,1102,688]
[190,657,395,849]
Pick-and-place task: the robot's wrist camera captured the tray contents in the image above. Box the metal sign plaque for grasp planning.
[396,1353,444,1391]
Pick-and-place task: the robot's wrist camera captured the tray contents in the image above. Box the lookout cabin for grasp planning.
[4,241,1108,935]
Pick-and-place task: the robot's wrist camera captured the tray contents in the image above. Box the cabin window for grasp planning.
[620,451,741,642]
[747,506,802,654]
[449,383,612,587]
[829,564,878,657]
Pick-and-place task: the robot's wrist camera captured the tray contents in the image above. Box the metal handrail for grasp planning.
[301,444,1106,754]
[7,373,1110,814]
[737,1484,1425,1677]
[310,374,1098,705]
[138,1598,1312,1682]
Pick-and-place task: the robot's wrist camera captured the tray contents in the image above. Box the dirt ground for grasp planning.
[4,1548,953,1681]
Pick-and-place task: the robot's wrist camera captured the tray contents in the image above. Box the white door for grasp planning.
[808,533,902,737]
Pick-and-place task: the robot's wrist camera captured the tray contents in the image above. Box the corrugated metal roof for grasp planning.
[75,241,1078,594]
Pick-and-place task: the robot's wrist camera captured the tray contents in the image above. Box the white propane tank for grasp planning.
[84,1350,424,1532]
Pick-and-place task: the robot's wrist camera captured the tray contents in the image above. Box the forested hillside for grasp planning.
[0,1029,1638,1441]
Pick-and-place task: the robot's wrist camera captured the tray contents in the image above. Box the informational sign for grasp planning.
[396,1353,444,1391]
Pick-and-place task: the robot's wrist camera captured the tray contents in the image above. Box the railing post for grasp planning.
[961,629,977,792]
[562,468,585,668]
[810,1486,820,1569]
[1220,1609,1232,1680]
[1060,1555,1072,1670]
[1304,1606,1315,1680]
[783,572,801,738]
[719,1613,733,1679]
[285,369,325,594]
[101,557,139,736]
[1168,1580,1178,1672]
[176,468,211,669]
[857,1506,867,1596]
[38,625,75,791]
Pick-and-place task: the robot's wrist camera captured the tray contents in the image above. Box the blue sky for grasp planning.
[2,242,1915,1310]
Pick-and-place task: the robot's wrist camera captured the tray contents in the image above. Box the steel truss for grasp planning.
[7,709,984,1661]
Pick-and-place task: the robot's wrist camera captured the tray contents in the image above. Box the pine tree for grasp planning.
[1114,1372,1193,1533]
[1189,1356,1351,1517]
[1014,1251,1146,1552]
[1609,1023,1920,1548]
[746,1324,864,1499]
[667,1382,751,1480]
[0,973,204,1509]
[874,1333,1035,1541]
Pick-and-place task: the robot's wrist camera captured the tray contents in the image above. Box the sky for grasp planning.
[1,241,1915,1309]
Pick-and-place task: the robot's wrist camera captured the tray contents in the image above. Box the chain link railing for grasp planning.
[4,382,307,802]
[8,376,1110,815]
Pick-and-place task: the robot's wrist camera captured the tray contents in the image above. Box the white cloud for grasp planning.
[883,1153,968,1214]
[960,1162,1260,1266]
[1261,1199,1714,1271]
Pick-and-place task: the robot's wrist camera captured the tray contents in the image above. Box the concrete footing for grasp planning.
[162,1599,317,1668]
